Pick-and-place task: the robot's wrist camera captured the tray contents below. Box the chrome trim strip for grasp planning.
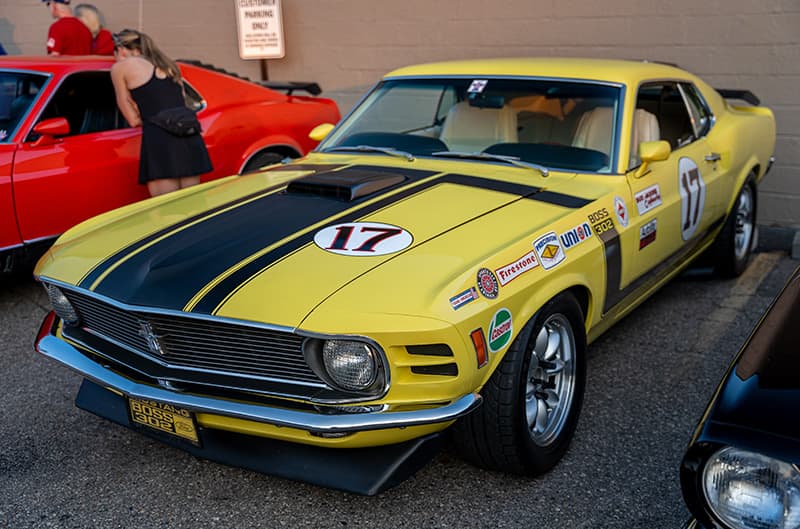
[37,335,481,433]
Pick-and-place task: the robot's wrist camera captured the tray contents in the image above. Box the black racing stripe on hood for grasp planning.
[78,164,347,289]
[90,166,438,309]
[191,174,547,314]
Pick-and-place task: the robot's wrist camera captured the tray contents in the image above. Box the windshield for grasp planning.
[0,71,48,142]
[319,77,622,173]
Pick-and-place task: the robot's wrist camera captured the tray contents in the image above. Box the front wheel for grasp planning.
[714,177,756,278]
[453,293,587,475]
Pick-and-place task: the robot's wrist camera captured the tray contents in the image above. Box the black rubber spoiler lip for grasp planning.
[716,88,761,106]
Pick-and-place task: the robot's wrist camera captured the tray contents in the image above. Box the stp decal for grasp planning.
[679,157,706,241]
[495,251,538,286]
[533,232,566,270]
[477,268,499,299]
[634,184,662,216]
[560,222,593,250]
[614,196,629,228]
[450,287,479,310]
[314,222,412,256]
[488,308,513,353]
[639,218,657,250]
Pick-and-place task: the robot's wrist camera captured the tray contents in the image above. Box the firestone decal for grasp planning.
[614,196,629,228]
[449,287,479,310]
[678,157,706,241]
[495,251,539,286]
[639,218,657,250]
[313,222,412,256]
[488,308,513,353]
[477,268,499,299]
[533,232,566,270]
[559,222,593,250]
[634,184,663,216]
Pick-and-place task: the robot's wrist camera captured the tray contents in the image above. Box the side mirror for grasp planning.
[309,123,335,142]
[634,140,671,178]
[31,117,70,147]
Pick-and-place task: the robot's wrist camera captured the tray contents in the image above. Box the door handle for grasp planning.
[704,152,721,162]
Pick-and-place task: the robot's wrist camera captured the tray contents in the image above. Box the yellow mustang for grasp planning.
[34,58,775,494]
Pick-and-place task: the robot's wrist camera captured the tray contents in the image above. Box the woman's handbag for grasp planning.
[148,106,201,137]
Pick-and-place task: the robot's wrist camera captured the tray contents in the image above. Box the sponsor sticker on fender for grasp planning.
[495,251,539,286]
[614,196,629,228]
[634,184,663,216]
[314,222,412,256]
[533,232,565,270]
[639,218,657,250]
[477,268,499,299]
[488,308,513,353]
[587,207,616,238]
[559,222,593,250]
[449,287,479,310]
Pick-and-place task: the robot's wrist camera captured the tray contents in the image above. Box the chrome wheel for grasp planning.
[733,186,754,261]
[525,313,576,447]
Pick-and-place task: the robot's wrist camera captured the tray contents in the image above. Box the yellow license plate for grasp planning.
[128,397,199,445]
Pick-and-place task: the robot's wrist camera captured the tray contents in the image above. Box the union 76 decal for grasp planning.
[314,222,413,256]
[678,157,706,241]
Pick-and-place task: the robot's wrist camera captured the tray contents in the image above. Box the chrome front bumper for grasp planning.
[36,333,482,434]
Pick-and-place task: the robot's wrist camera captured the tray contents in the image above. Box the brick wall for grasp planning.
[3,0,798,226]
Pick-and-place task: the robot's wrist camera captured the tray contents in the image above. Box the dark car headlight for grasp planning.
[42,283,80,326]
[703,447,800,529]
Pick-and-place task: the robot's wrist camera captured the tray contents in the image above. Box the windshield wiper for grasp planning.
[431,151,549,177]
[323,145,415,162]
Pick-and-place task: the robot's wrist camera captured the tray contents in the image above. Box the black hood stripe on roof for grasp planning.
[89,166,440,309]
[191,174,588,315]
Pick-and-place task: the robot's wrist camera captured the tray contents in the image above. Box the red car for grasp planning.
[0,56,340,271]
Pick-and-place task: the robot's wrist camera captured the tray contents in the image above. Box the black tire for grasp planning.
[240,151,288,174]
[453,292,587,475]
[714,176,756,278]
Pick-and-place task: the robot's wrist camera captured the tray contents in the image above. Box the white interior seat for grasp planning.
[572,106,614,156]
[629,108,661,168]
[439,102,518,152]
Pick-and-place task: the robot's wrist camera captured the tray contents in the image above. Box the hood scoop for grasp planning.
[286,169,407,201]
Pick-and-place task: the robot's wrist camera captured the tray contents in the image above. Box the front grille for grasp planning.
[62,289,323,386]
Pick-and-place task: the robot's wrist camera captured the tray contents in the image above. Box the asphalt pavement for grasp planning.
[0,248,796,529]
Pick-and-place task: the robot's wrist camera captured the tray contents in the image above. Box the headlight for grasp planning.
[322,340,379,391]
[42,283,79,326]
[703,447,800,529]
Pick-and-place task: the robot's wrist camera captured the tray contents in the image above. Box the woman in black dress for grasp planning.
[110,29,212,196]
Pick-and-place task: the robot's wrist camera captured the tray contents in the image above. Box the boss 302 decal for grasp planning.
[679,157,706,241]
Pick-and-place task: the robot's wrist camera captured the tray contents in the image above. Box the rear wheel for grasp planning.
[453,293,586,475]
[714,177,756,278]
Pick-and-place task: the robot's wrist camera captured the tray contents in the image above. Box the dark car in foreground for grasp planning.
[680,266,800,529]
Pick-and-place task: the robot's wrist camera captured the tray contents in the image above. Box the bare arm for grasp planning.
[111,63,142,128]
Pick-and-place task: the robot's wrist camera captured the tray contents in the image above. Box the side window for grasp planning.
[0,72,47,142]
[679,83,712,139]
[33,71,125,140]
[635,82,696,151]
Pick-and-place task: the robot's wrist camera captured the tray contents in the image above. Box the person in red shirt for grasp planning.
[43,0,92,55]
[74,3,115,55]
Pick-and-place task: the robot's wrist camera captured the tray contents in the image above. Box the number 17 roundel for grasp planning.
[314,222,414,256]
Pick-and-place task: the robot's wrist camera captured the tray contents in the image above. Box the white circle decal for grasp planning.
[314,222,413,256]
[678,157,706,241]
[613,196,629,228]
